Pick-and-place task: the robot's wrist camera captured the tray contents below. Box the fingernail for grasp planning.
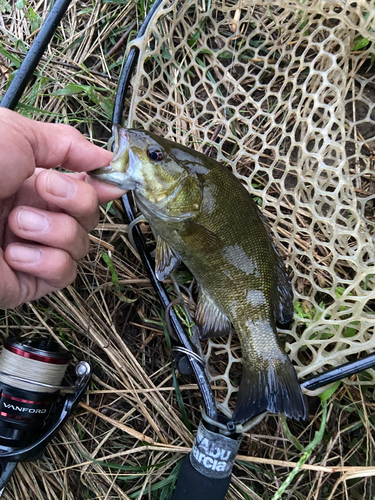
[18,209,49,232]
[9,245,41,263]
[46,171,75,198]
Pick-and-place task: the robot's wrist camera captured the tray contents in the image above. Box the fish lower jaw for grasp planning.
[89,170,136,190]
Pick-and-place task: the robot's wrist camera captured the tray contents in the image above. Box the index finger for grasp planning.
[10,109,113,171]
[0,109,113,199]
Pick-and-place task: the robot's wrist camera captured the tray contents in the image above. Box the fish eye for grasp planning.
[147,146,164,162]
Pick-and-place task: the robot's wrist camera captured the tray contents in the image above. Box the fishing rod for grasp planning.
[0,0,73,111]
[2,0,375,499]
[112,0,218,427]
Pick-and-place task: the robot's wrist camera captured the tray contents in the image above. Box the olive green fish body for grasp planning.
[137,160,282,350]
[90,127,307,423]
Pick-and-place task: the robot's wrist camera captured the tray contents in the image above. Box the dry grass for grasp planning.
[1,1,375,499]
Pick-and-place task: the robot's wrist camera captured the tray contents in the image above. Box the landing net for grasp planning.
[126,0,375,414]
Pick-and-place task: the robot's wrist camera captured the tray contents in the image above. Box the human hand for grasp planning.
[0,109,125,309]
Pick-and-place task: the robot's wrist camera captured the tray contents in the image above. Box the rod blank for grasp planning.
[0,0,73,110]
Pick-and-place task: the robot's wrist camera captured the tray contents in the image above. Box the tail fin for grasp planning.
[232,355,307,424]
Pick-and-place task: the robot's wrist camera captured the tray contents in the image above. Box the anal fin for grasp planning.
[195,290,231,339]
[155,236,181,281]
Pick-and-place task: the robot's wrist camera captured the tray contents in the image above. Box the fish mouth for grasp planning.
[88,165,114,176]
[88,126,130,189]
[87,164,128,189]
[112,125,129,164]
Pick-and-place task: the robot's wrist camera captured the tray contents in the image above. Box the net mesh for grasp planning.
[125,0,375,414]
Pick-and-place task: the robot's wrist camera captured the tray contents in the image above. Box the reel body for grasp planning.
[0,338,70,450]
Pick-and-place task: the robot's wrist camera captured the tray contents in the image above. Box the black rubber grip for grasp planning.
[171,455,231,500]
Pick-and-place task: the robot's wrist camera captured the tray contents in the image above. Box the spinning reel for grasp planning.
[0,337,91,496]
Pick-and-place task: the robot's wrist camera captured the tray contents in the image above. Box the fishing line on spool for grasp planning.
[0,338,72,429]
[0,341,70,393]
[0,337,91,496]
[0,338,72,454]
[0,337,90,476]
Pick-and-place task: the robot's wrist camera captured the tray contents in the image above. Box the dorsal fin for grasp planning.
[257,206,293,324]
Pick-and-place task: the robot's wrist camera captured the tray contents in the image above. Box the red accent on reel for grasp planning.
[4,345,70,365]
[3,394,52,405]
[0,412,24,421]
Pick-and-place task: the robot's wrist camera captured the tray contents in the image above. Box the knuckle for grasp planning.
[82,233,90,256]
[63,216,81,246]
[67,259,78,284]
[60,216,90,259]
[6,208,19,232]
[51,251,77,284]
[55,123,82,142]
[87,206,100,231]
[93,206,100,226]
[82,188,98,216]
[75,233,90,259]
[0,288,18,309]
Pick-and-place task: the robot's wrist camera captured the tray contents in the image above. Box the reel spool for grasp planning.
[0,338,71,448]
[0,337,91,496]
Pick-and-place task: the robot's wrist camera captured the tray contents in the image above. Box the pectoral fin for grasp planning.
[195,290,231,339]
[179,221,223,253]
[155,236,182,280]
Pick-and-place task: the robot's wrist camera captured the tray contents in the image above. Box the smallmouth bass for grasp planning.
[90,126,307,423]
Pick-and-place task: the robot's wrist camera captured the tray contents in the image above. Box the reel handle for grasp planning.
[0,361,91,496]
